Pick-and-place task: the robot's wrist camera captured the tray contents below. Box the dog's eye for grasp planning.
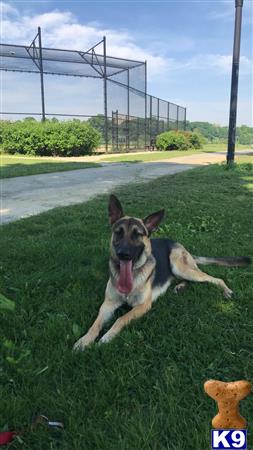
[114,228,123,239]
[131,230,143,240]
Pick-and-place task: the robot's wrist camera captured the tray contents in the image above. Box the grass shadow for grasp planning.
[0,161,101,179]
[105,160,141,165]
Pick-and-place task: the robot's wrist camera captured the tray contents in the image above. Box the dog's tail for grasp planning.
[193,256,251,267]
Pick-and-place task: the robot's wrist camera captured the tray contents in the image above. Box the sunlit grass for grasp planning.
[102,143,250,163]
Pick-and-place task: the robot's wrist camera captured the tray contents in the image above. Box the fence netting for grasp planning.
[0,30,186,152]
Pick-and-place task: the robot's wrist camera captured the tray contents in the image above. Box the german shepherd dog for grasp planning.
[73,195,251,351]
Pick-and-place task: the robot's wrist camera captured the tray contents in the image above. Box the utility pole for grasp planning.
[227,0,244,164]
[103,36,108,152]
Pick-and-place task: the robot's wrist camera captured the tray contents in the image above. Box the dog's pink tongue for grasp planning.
[117,260,133,294]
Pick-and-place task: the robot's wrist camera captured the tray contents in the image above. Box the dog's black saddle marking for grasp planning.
[151,238,177,288]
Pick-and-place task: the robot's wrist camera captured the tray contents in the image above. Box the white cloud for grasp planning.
[171,54,252,76]
[1,4,166,76]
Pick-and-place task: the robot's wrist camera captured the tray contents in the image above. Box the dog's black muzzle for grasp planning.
[115,243,144,263]
[116,248,132,261]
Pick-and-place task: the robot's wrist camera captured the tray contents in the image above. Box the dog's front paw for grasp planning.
[99,332,115,344]
[73,335,92,352]
[224,288,233,299]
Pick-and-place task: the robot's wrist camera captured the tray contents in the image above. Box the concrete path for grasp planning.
[1,151,252,224]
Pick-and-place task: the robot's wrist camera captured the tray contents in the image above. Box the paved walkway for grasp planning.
[1,151,252,224]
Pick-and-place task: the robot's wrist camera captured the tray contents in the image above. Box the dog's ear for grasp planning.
[108,194,123,225]
[143,210,165,234]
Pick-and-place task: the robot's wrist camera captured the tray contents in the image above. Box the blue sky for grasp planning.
[1,0,252,124]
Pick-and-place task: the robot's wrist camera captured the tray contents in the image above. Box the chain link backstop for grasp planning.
[0,28,186,152]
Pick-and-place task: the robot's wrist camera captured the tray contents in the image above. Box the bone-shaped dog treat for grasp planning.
[204,379,251,429]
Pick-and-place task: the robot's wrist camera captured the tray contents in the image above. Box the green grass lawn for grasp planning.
[0,154,100,179]
[0,160,252,449]
[202,143,250,152]
[102,148,203,163]
[102,143,251,163]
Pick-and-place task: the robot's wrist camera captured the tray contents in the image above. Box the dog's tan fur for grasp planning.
[170,245,233,299]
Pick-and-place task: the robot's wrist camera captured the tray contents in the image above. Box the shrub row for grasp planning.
[156,130,204,151]
[1,119,101,156]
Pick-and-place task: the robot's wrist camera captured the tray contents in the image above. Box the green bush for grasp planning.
[156,130,204,151]
[0,120,11,145]
[2,120,101,156]
[188,131,205,149]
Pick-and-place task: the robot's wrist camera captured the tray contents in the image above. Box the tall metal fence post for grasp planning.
[227,0,244,164]
[144,61,147,148]
[167,102,170,131]
[184,108,187,131]
[176,106,179,130]
[38,27,46,121]
[103,36,108,152]
[127,68,130,151]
